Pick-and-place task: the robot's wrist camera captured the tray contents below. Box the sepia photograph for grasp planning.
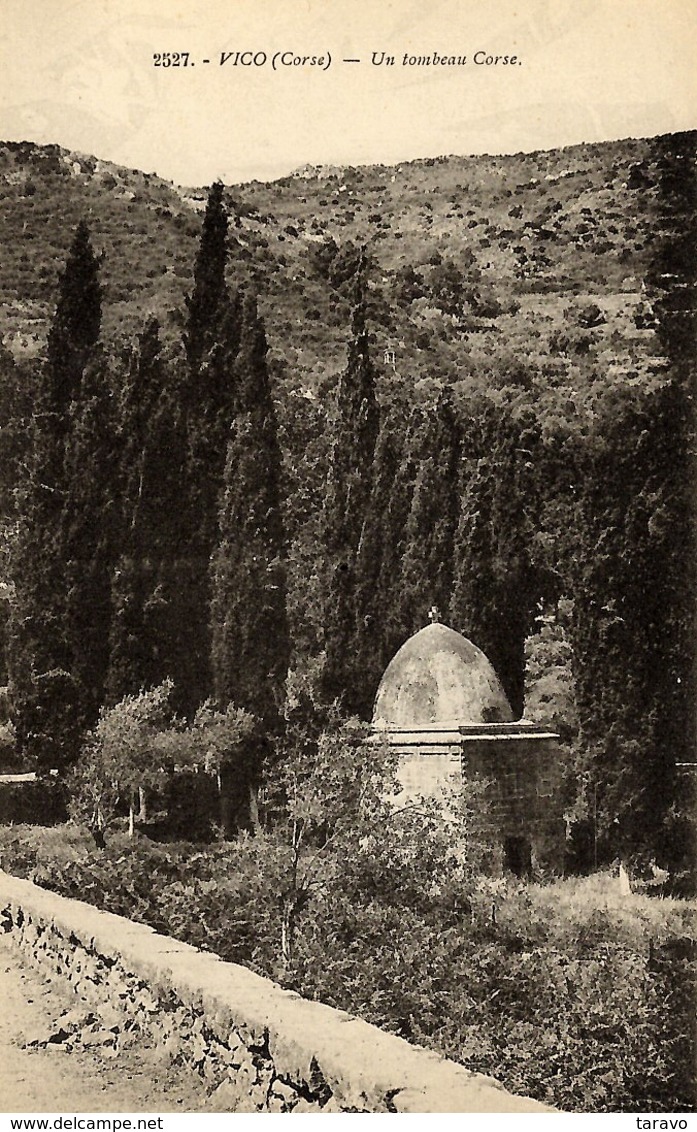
[0,0,695,1118]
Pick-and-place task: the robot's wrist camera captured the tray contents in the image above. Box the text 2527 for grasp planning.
[153,53,191,67]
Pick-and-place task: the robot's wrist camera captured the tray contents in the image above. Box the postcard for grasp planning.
[0,0,695,1121]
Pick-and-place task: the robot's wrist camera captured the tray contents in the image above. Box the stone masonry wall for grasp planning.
[0,869,554,1114]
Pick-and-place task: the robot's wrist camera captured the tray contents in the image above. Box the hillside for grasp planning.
[0,133,690,422]
[0,133,693,886]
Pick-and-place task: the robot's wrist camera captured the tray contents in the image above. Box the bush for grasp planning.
[0,778,67,825]
[0,813,694,1113]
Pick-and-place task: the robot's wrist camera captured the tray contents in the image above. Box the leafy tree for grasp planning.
[307,234,339,280]
[429,255,482,320]
[393,264,426,304]
[328,240,373,291]
[68,680,176,844]
[430,257,466,317]
[70,680,256,847]
[185,700,256,782]
[524,599,578,744]
[267,704,485,966]
[153,698,256,837]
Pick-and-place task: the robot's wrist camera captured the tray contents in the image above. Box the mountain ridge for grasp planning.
[0,130,692,422]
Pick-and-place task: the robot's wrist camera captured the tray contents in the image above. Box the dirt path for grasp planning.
[0,935,210,1113]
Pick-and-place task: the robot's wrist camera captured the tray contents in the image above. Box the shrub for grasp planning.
[0,822,694,1112]
[0,778,67,825]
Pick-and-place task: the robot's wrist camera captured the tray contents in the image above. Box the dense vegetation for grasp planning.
[0,818,694,1114]
[0,130,694,1113]
[1,130,693,876]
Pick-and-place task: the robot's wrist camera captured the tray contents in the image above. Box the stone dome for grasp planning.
[372,622,514,728]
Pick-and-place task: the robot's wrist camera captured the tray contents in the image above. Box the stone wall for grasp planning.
[0,869,554,1114]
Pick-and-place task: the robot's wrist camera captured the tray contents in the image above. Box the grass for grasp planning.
[5,824,694,959]
[0,822,694,1113]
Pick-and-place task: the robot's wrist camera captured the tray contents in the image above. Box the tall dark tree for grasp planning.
[9,223,102,770]
[183,181,229,378]
[105,321,192,709]
[210,292,289,821]
[59,349,119,730]
[371,410,425,657]
[211,292,288,719]
[278,379,331,670]
[449,406,542,717]
[569,132,696,876]
[320,264,380,714]
[41,222,102,440]
[175,183,244,716]
[182,182,240,501]
[186,292,244,551]
[569,380,694,871]
[351,419,409,707]
[400,392,462,636]
[0,342,34,518]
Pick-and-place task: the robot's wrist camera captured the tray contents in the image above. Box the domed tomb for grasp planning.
[369,616,565,876]
[372,622,514,728]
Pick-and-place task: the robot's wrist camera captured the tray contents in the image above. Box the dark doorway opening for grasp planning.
[504,835,532,878]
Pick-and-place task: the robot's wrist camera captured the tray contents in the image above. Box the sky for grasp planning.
[2,0,695,186]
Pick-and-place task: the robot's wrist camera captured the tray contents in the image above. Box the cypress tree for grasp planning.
[177,183,243,716]
[211,292,288,718]
[9,223,102,770]
[569,381,693,869]
[210,292,289,820]
[59,348,119,731]
[0,342,33,518]
[105,320,191,708]
[186,292,244,552]
[569,133,696,874]
[280,380,332,669]
[450,456,495,646]
[184,181,229,378]
[375,409,426,655]
[400,392,462,636]
[351,420,406,708]
[43,221,102,426]
[182,181,239,512]
[320,264,379,714]
[449,407,541,718]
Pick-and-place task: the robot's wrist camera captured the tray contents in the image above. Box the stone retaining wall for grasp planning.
[0,869,554,1114]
